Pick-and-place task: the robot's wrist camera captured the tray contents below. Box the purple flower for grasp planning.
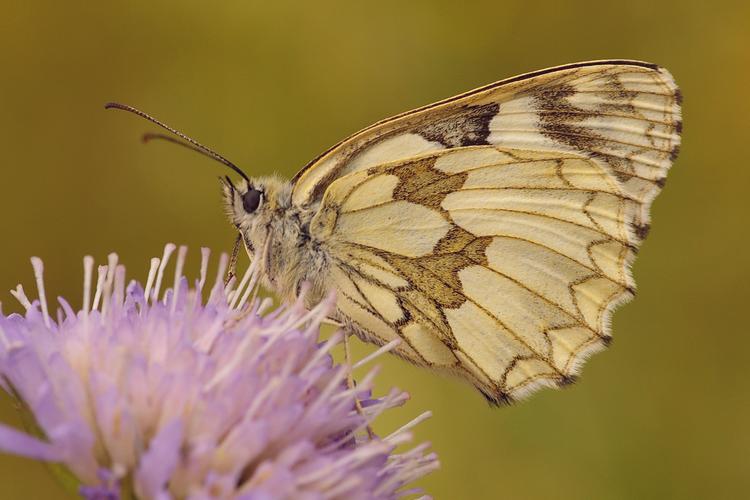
[0,244,438,499]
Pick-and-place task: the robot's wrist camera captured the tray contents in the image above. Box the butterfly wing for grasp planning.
[300,60,681,402]
[292,60,681,236]
[310,143,674,403]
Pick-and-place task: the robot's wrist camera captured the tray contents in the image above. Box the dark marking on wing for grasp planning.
[532,83,607,151]
[433,226,478,254]
[632,222,651,240]
[415,103,499,148]
[524,74,678,185]
[388,156,469,211]
[559,374,579,386]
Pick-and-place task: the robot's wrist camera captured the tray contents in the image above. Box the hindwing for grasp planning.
[312,146,666,402]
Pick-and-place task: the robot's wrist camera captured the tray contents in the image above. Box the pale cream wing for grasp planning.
[312,146,666,403]
[293,60,681,235]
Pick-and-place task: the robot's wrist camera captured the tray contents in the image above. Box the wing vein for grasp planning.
[447,207,633,246]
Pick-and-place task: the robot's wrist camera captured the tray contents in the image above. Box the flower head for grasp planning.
[0,244,438,499]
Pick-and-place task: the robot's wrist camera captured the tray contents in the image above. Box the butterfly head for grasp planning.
[102,101,298,263]
[221,175,290,255]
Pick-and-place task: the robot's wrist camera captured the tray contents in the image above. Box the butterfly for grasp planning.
[107,60,682,405]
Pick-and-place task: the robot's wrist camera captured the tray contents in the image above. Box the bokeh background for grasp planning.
[1,1,748,498]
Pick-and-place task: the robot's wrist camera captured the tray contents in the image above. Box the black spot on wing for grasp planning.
[669,145,681,162]
[559,374,578,387]
[480,387,513,407]
[632,222,651,240]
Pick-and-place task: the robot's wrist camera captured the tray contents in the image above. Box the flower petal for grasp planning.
[134,419,184,499]
[0,422,60,461]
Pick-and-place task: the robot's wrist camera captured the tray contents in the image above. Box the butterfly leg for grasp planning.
[224,234,243,286]
[344,331,376,440]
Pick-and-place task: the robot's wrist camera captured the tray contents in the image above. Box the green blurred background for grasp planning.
[1,1,748,498]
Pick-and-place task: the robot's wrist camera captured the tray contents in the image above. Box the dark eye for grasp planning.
[242,188,262,213]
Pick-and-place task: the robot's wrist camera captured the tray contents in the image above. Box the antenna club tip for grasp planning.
[104,102,118,110]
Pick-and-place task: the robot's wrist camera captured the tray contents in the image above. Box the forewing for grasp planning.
[292,59,681,238]
[313,146,672,403]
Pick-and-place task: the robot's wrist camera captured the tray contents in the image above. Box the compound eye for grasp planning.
[242,188,262,213]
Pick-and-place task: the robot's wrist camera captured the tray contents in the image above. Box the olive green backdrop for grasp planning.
[0,1,748,498]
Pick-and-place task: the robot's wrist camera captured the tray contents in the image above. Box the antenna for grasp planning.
[104,102,250,183]
[141,132,226,164]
